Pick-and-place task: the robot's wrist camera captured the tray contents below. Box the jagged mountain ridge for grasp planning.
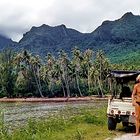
[16,12,140,60]
[17,24,86,55]
[91,12,140,42]
[1,12,140,63]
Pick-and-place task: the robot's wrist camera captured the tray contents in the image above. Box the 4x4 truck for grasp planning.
[107,70,140,130]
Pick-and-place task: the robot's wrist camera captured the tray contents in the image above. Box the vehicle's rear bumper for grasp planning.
[107,114,135,124]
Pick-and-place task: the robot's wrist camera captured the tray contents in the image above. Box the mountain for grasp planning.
[92,12,140,42]
[1,12,140,63]
[86,12,140,63]
[0,34,15,50]
[16,12,140,63]
[17,24,85,56]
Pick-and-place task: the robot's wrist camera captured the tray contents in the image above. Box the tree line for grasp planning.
[0,48,139,98]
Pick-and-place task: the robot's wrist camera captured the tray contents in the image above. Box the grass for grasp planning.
[0,102,121,140]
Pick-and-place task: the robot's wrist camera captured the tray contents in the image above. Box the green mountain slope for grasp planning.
[1,12,140,64]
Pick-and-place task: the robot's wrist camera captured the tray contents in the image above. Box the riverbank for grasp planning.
[0,96,108,102]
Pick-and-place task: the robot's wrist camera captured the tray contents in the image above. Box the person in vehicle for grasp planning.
[119,85,131,99]
[132,74,140,136]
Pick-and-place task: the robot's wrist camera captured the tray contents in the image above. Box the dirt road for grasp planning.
[0,96,108,102]
[114,133,140,140]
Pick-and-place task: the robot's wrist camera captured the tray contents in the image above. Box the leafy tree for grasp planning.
[0,49,17,97]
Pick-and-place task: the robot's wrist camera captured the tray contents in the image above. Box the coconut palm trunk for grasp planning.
[97,77,103,97]
[75,71,82,96]
[32,67,44,97]
[59,75,66,97]
[87,69,91,91]
[63,70,70,97]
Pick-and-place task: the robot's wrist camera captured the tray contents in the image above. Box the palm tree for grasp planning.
[71,48,83,96]
[45,53,56,96]
[30,55,44,97]
[93,50,110,97]
[83,49,93,91]
[14,50,44,97]
[59,50,71,97]
[53,61,66,97]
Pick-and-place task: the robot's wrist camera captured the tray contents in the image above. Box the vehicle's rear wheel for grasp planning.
[122,122,129,127]
[108,117,117,130]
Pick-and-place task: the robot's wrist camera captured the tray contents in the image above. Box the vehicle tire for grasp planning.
[122,122,129,127]
[108,117,117,130]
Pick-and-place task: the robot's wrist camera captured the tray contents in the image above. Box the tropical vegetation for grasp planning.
[0,48,139,98]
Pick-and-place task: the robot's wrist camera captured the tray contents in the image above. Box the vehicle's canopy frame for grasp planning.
[108,70,140,98]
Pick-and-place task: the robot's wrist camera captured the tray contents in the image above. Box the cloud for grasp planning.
[0,0,140,41]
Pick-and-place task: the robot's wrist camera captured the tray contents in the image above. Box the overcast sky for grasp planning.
[0,0,140,41]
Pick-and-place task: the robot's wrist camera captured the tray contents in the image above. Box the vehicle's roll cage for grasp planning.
[108,70,140,98]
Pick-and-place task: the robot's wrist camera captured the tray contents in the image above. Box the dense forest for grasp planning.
[0,48,139,98]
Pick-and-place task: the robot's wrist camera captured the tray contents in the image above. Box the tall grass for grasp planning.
[0,105,118,140]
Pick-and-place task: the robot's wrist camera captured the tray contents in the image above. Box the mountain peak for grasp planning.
[40,24,51,28]
[30,24,67,32]
[38,24,67,29]
[60,24,67,28]
[121,12,134,19]
[31,24,50,30]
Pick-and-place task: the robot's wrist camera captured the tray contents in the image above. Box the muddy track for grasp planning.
[0,97,108,102]
[112,125,140,140]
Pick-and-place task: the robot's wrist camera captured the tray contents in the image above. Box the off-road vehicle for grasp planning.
[107,70,140,130]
